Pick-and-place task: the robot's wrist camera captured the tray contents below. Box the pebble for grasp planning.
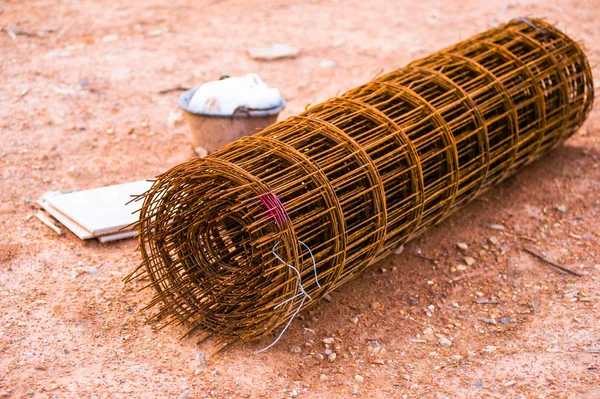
[556,205,567,213]
[499,317,511,324]
[23,197,31,203]
[371,301,382,310]
[503,380,517,387]
[323,337,335,344]
[393,245,404,255]
[194,146,208,158]
[463,256,476,266]
[85,266,98,275]
[102,34,119,42]
[480,317,497,326]
[290,389,298,398]
[323,294,333,302]
[354,374,364,383]
[352,386,360,395]
[319,59,336,69]
[314,353,324,360]
[456,243,468,251]
[320,374,328,381]
[111,67,132,82]
[349,316,359,324]
[248,43,299,61]
[331,39,346,48]
[489,224,505,230]
[328,352,337,362]
[194,351,206,369]
[291,346,302,353]
[438,336,452,347]
[403,374,411,381]
[325,349,332,356]
[474,382,484,387]
[483,345,497,353]
[488,236,499,246]
[456,264,467,271]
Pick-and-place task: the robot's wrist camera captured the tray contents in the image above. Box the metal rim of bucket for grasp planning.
[178,87,286,119]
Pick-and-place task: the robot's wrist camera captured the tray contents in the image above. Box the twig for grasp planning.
[13,87,28,103]
[2,26,39,37]
[523,247,582,277]
[476,300,500,305]
[158,85,191,94]
[411,253,437,262]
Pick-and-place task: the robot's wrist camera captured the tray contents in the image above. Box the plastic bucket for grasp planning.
[178,87,285,154]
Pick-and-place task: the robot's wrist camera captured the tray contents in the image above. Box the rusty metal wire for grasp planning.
[127,19,594,347]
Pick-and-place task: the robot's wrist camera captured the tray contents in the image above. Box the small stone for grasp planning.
[489,224,505,230]
[483,345,497,353]
[463,256,476,266]
[331,39,346,48]
[480,317,497,326]
[85,266,98,275]
[314,353,324,360]
[456,243,468,251]
[324,294,333,302]
[556,205,567,213]
[320,373,328,381]
[328,352,337,362]
[248,43,299,61]
[319,59,336,69]
[354,374,364,383]
[488,236,499,246]
[423,327,433,335]
[291,346,302,353]
[147,28,168,37]
[499,317,511,324]
[23,197,31,203]
[194,146,208,158]
[111,67,132,82]
[349,316,359,324]
[290,389,298,398]
[323,337,335,344]
[67,166,77,176]
[393,245,404,255]
[456,264,467,271]
[371,301,382,310]
[474,382,484,387]
[102,34,119,42]
[467,351,477,357]
[504,380,517,387]
[438,336,452,347]
[352,386,360,395]
[403,374,411,381]
[168,110,184,127]
[325,348,332,356]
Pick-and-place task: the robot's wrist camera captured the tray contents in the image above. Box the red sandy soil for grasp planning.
[1,0,599,398]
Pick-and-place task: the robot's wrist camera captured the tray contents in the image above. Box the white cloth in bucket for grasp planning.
[187,73,283,116]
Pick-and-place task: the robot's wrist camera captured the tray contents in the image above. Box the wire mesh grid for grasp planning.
[127,18,594,346]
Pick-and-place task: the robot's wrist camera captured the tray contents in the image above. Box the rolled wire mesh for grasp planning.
[128,18,594,346]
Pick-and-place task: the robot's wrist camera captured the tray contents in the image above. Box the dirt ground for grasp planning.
[1,0,600,398]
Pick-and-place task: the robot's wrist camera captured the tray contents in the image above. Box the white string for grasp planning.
[254,240,320,354]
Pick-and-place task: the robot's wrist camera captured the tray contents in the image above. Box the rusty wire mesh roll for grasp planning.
[128,19,594,345]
